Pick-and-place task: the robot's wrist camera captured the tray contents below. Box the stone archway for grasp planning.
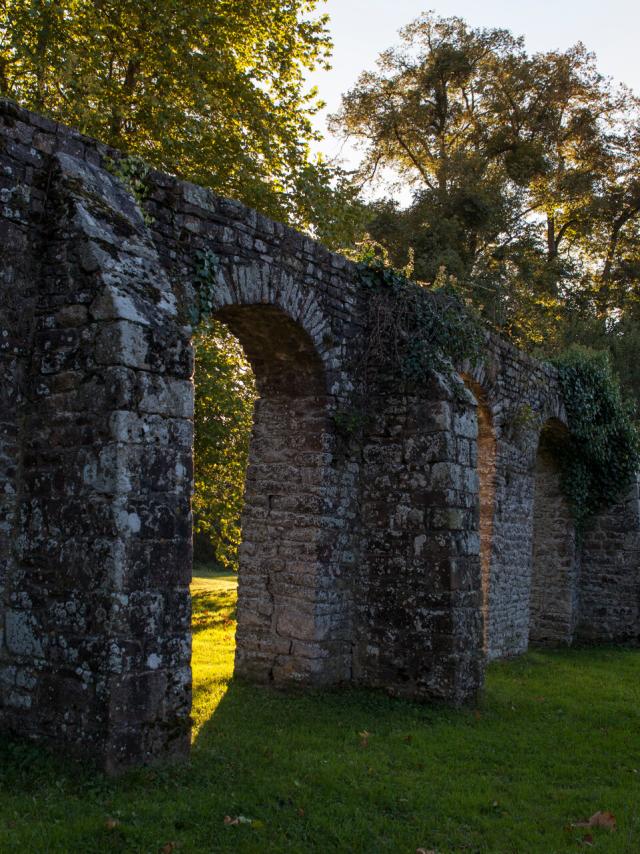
[460,374,497,655]
[529,419,580,646]
[208,304,352,686]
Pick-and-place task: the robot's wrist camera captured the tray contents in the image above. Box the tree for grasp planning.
[332,13,640,382]
[192,321,256,570]
[0,0,358,232]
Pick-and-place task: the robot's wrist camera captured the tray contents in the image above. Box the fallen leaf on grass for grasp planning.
[416,848,436,853]
[105,817,121,830]
[572,811,617,831]
[224,815,257,827]
[160,843,178,854]
[403,735,413,744]
[359,730,370,748]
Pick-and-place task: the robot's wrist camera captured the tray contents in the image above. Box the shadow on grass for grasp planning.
[191,586,237,635]
[1,595,639,854]
[186,645,640,852]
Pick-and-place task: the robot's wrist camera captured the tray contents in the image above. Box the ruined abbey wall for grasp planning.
[1,100,638,771]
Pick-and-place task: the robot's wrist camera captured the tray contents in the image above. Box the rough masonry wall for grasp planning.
[529,442,581,645]
[463,339,569,658]
[461,377,496,653]
[1,138,195,769]
[0,111,49,718]
[354,374,483,703]
[578,475,640,643]
[465,334,639,655]
[1,99,638,769]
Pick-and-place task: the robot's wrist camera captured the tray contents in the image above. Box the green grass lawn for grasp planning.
[1,570,639,853]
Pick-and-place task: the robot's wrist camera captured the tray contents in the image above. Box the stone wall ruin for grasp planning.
[1,100,638,771]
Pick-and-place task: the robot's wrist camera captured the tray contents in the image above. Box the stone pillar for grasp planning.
[578,476,640,642]
[529,444,580,645]
[354,372,484,704]
[1,151,194,771]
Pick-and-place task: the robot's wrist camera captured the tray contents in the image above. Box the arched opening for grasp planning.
[192,304,347,691]
[529,419,580,646]
[461,374,497,654]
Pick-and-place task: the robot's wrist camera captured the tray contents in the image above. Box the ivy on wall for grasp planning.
[104,154,154,224]
[354,247,483,385]
[551,346,640,533]
[190,248,220,326]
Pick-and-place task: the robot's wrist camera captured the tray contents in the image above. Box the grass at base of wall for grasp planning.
[1,572,639,853]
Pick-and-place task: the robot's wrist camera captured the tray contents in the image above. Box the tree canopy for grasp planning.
[0,0,363,234]
[332,13,640,399]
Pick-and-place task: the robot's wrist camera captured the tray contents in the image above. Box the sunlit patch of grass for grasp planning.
[0,574,639,853]
[190,566,237,734]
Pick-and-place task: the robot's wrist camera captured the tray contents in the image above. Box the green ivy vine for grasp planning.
[331,246,482,439]
[354,246,483,384]
[551,345,640,533]
[189,248,220,326]
[105,154,153,224]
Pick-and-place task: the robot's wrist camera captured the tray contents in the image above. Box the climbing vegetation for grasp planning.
[331,242,483,439]
[353,242,483,384]
[104,154,153,223]
[551,346,640,533]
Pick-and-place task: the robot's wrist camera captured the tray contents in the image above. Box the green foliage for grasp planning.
[551,346,640,532]
[104,153,153,223]
[0,0,358,241]
[354,244,483,384]
[192,320,256,571]
[503,402,542,442]
[189,256,256,569]
[190,249,220,326]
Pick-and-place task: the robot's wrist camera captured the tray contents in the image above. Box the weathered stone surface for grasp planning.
[0,100,638,772]
[530,429,581,645]
[578,475,640,642]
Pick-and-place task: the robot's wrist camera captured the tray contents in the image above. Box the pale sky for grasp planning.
[308,0,640,171]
